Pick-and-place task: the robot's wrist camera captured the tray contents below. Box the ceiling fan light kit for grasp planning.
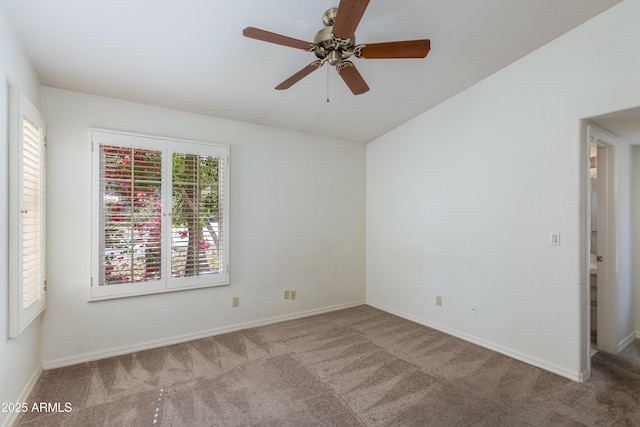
[243,0,431,96]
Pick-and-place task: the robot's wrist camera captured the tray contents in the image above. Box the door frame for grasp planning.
[585,125,619,375]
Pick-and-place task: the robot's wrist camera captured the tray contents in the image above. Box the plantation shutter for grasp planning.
[91,130,229,300]
[170,152,225,278]
[21,118,45,305]
[9,87,47,337]
[98,145,163,286]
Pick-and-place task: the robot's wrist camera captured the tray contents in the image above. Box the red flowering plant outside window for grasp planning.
[99,146,162,285]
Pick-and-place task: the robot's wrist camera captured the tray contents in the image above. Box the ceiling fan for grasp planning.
[243,0,431,95]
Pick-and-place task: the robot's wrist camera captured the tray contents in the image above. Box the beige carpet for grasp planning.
[15,305,640,426]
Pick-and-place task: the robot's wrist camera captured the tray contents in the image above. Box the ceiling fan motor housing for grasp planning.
[314,8,355,65]
[322,7,338,26]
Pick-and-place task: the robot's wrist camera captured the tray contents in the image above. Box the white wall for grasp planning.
[614,142,634,346]
[0,4,43,427]
[41,87,366,366]
[367,0,640,380]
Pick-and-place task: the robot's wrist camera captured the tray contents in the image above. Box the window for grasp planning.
[9,87,47,337]
[90,130,229,300]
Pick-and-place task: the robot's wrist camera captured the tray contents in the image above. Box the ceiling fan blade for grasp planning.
[357,40,431,59]
[337,62,369,95]
[275,61,323,90]
[243,27,314,50]
[332,0,370,40]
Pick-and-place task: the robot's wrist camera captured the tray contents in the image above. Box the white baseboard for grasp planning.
[1,364,42,427]
[367,299,582,382]
[578,368,590,383]
[617,331,637,353]
[42,300,365,369]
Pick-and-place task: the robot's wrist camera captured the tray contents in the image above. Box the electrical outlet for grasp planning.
[284,290,290,300]
[470,305,477,316]
[290,290,296,300]
[436,296,443,307]
[232,296,239,307]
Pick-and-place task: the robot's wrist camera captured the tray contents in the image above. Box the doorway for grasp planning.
[589,141,598,350]
[586,125,618,361]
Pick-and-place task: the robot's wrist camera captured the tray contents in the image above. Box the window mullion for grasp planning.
[195,156,201,276]
[164,145,172,282]
[129,147,135,284]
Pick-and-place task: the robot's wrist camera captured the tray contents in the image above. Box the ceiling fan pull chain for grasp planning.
[326,65,330,103]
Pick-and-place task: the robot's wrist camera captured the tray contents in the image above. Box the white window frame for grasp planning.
[8,87,47,337]
[90,129,230,301]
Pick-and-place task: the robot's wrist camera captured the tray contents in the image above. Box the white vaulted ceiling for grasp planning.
[2,0,623,143]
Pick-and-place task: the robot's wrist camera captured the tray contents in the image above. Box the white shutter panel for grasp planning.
[21,117,45,306]
[170,153,224,277]
[98,145,163,286]
[9,87,46,337]
[168,141,228,289]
